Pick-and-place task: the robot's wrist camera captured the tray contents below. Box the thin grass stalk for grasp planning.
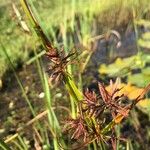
[0,140,11,150]
[71,0,75,31]
[12,140,24,150]
[33,47,63,144]
[43,72,61,149]
[126,140,129,150]
[49,27,58,46]
[129,140,134,150]
[99,140,106,150]
[63,74,82,102]
[1,44,45,144]
[88,145,91,150]
[116,125,121,150]
[43,72,60,129]
[20,0,51,51]
[44,129,51,149]
[132,8,140,54]
[93,141,97,150]
[33,48,45,92]
[1,44,35,117]
[61,18,77,118]
[5,134,19,144]
[126,139,133,150]
[17,135,28,150]
[43,73,66,150]
[33,48,54,142]
[34,52,61,148]
[33,47,61,148]
[132,8,146,70]
[26,50,46,65]
[20,0,83,104]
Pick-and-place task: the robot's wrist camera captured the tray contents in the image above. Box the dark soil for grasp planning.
[0,63,44,138]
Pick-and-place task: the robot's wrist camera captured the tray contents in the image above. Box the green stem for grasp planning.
[101,120,115,135]
[20,0,52,51]
[0,140,11,150]
[63,74,83,104]
[21,0,83,112]
[1,44,36,117]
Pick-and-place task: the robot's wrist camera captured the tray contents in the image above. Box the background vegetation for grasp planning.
[0,0,150,149]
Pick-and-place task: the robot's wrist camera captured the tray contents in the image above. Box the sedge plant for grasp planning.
[1,0,150,149]
[20,0,150,149]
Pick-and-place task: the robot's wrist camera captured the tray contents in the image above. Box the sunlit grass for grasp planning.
[1,0,150,78]
[1,0,150,149]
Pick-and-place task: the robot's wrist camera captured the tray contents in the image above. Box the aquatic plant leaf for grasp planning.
[135,19,150,27]
[137,19,150,48]
[99,55,150,77]
[128,73,150,87]
[137,99,150,114]
[138,41,150,49]
[99,57,136,77]
[142,32,150,40]
[142,67,150,75]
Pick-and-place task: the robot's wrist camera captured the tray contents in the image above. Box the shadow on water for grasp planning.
[83,24,150,89]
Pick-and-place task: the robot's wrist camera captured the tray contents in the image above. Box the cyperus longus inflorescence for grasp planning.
[64,78,150,149]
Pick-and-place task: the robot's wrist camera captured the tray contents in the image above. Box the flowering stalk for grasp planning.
[20,0,83,103]
[64,79,150,149]
[20,1,150,149]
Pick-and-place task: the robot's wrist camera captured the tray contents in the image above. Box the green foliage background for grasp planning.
[0,0,150,78]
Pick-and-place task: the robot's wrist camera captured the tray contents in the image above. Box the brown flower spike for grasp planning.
[64,78,150,149]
